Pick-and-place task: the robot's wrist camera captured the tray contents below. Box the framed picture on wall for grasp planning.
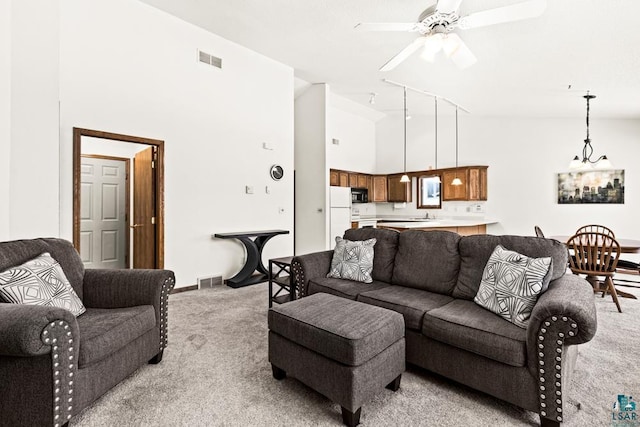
[557,169,625,204]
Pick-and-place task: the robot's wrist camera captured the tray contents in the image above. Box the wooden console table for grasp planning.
[213,229,289,288]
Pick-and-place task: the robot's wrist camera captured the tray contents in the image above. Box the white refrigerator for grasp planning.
[329,187,352,249]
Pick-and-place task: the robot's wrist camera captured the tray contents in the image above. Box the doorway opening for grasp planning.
[73,128,165,269]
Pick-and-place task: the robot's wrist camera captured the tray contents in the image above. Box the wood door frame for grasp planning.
[80,154,131,267]
[73,127,165,268]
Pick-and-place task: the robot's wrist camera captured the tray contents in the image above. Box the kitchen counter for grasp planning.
[372,218,498,236]
[374,219,498,228]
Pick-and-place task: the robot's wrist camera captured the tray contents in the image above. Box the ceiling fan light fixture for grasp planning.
[442,33,461,57]
[421,34,443,62]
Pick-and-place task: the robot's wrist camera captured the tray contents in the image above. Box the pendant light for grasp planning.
[569,91,612,170]
[451,106,463,186]
[433,98,441,182]
[400,86,410,183]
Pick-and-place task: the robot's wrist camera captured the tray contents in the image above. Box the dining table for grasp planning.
[550,234,640,299]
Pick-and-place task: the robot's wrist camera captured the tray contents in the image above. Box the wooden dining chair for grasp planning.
[533,225,545,238]
[575,224,615,237]
[566,232,622,312]
[575,224,640,281]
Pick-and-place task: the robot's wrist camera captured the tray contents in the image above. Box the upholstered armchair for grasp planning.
[0,238,175,426]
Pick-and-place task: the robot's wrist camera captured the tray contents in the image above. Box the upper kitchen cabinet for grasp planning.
[370,175,388,202]
[339,171,349,187]
[329,169,339,186]
[387,174,412,203]
[442,166,487,201]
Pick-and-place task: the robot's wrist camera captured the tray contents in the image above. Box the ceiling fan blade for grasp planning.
[380,37,427,72]
[435,0,463,14]
[458,0,546,30]
[443,33,477,69]
[354,22,419,32]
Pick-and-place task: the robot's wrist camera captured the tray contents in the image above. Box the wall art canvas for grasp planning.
[558,169,624,204]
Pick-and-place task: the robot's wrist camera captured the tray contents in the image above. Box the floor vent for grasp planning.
[197,275,223,289]
[198,50,222,69]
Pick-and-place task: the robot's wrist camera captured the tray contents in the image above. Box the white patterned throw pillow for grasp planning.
[474,245,552,328]
[327,237,376,283]
[0,252,86,317]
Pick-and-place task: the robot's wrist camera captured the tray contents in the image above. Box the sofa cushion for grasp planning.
[0,252,86,317]
[327,237,376,283]
[344,228,399,283]
[76,305,156,367]
[358,286,453,331]
[268,292,404,366]
[474,245,552,328]
[422,299,527,367]
[391,230,461,295]
[453,235,569,300]
[307,277,391,300]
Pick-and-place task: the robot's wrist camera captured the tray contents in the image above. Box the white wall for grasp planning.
[58,0,294,287]
[294,84,329,255]
[376,114,640,240]
[0,0,10,240]
[8,0,60,239]
[328,96,377,174]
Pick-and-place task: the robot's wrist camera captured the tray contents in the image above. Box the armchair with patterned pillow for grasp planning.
[0,238,175,427]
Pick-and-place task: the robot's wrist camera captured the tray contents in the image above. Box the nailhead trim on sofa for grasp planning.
[159,277,176,351]
[537,315,578,423]
[41,320,77,427]
[291,259,306,298]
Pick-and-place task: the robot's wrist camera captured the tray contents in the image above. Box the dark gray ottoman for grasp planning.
[268,292,405,426]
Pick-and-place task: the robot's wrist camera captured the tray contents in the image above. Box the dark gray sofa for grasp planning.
[0,238,175,427]
[291,228,597,427]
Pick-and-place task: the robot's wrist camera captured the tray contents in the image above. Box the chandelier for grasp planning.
[569,92,612,170]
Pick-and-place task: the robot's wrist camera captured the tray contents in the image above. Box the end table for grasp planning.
[269,256,295,308]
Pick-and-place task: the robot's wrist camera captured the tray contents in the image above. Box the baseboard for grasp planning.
[170,285,198,294]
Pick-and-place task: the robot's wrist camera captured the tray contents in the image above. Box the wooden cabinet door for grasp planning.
[442,170,468,201]
[357,174,368,189]
[468,167,488,200]
[387,174,412,203]
[329,169,339,186]
[371,175,388,202]
[339,172,349,187]
[349,173,358,188]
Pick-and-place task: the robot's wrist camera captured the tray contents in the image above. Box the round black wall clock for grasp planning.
[270,164,284,181]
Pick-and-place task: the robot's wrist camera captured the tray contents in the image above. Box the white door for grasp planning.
[80,157,128,269]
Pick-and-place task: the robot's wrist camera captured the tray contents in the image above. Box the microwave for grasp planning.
[351,188,368,203]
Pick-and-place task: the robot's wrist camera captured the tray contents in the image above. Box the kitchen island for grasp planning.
[373,218,498,236]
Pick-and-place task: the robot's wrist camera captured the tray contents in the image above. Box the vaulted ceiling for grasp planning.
[140,0,640,119]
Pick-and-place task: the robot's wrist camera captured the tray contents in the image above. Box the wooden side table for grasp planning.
[269,256,295,307]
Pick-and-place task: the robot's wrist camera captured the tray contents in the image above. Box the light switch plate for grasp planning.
[245,185,254,194]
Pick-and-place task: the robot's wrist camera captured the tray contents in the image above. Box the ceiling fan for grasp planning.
[355,0,547,70]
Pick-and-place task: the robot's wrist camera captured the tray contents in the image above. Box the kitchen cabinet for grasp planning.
[387,174,412,203]
[371,175,388,202]
[442,167,487,201]
[357,174,368,189]
[349,173,358,188]
[329,169,339,186]
[377,224,487,235]
[339,171,349,187]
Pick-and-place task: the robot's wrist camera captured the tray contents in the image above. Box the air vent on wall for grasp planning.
[198,50,222,69]
[197,275,223,289]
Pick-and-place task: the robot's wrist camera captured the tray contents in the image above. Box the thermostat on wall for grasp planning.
[270,164,284,181]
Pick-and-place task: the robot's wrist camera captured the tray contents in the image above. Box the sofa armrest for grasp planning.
[526,273,597,425]
[291,251,334,297]
[0,303,78,357]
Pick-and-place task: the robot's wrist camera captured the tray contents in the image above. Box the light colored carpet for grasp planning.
[73,282,639,426]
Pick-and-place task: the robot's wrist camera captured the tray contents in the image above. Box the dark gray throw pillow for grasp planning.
[0,252,86,317]
[327,237,376,283]
[474,245,551,328]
